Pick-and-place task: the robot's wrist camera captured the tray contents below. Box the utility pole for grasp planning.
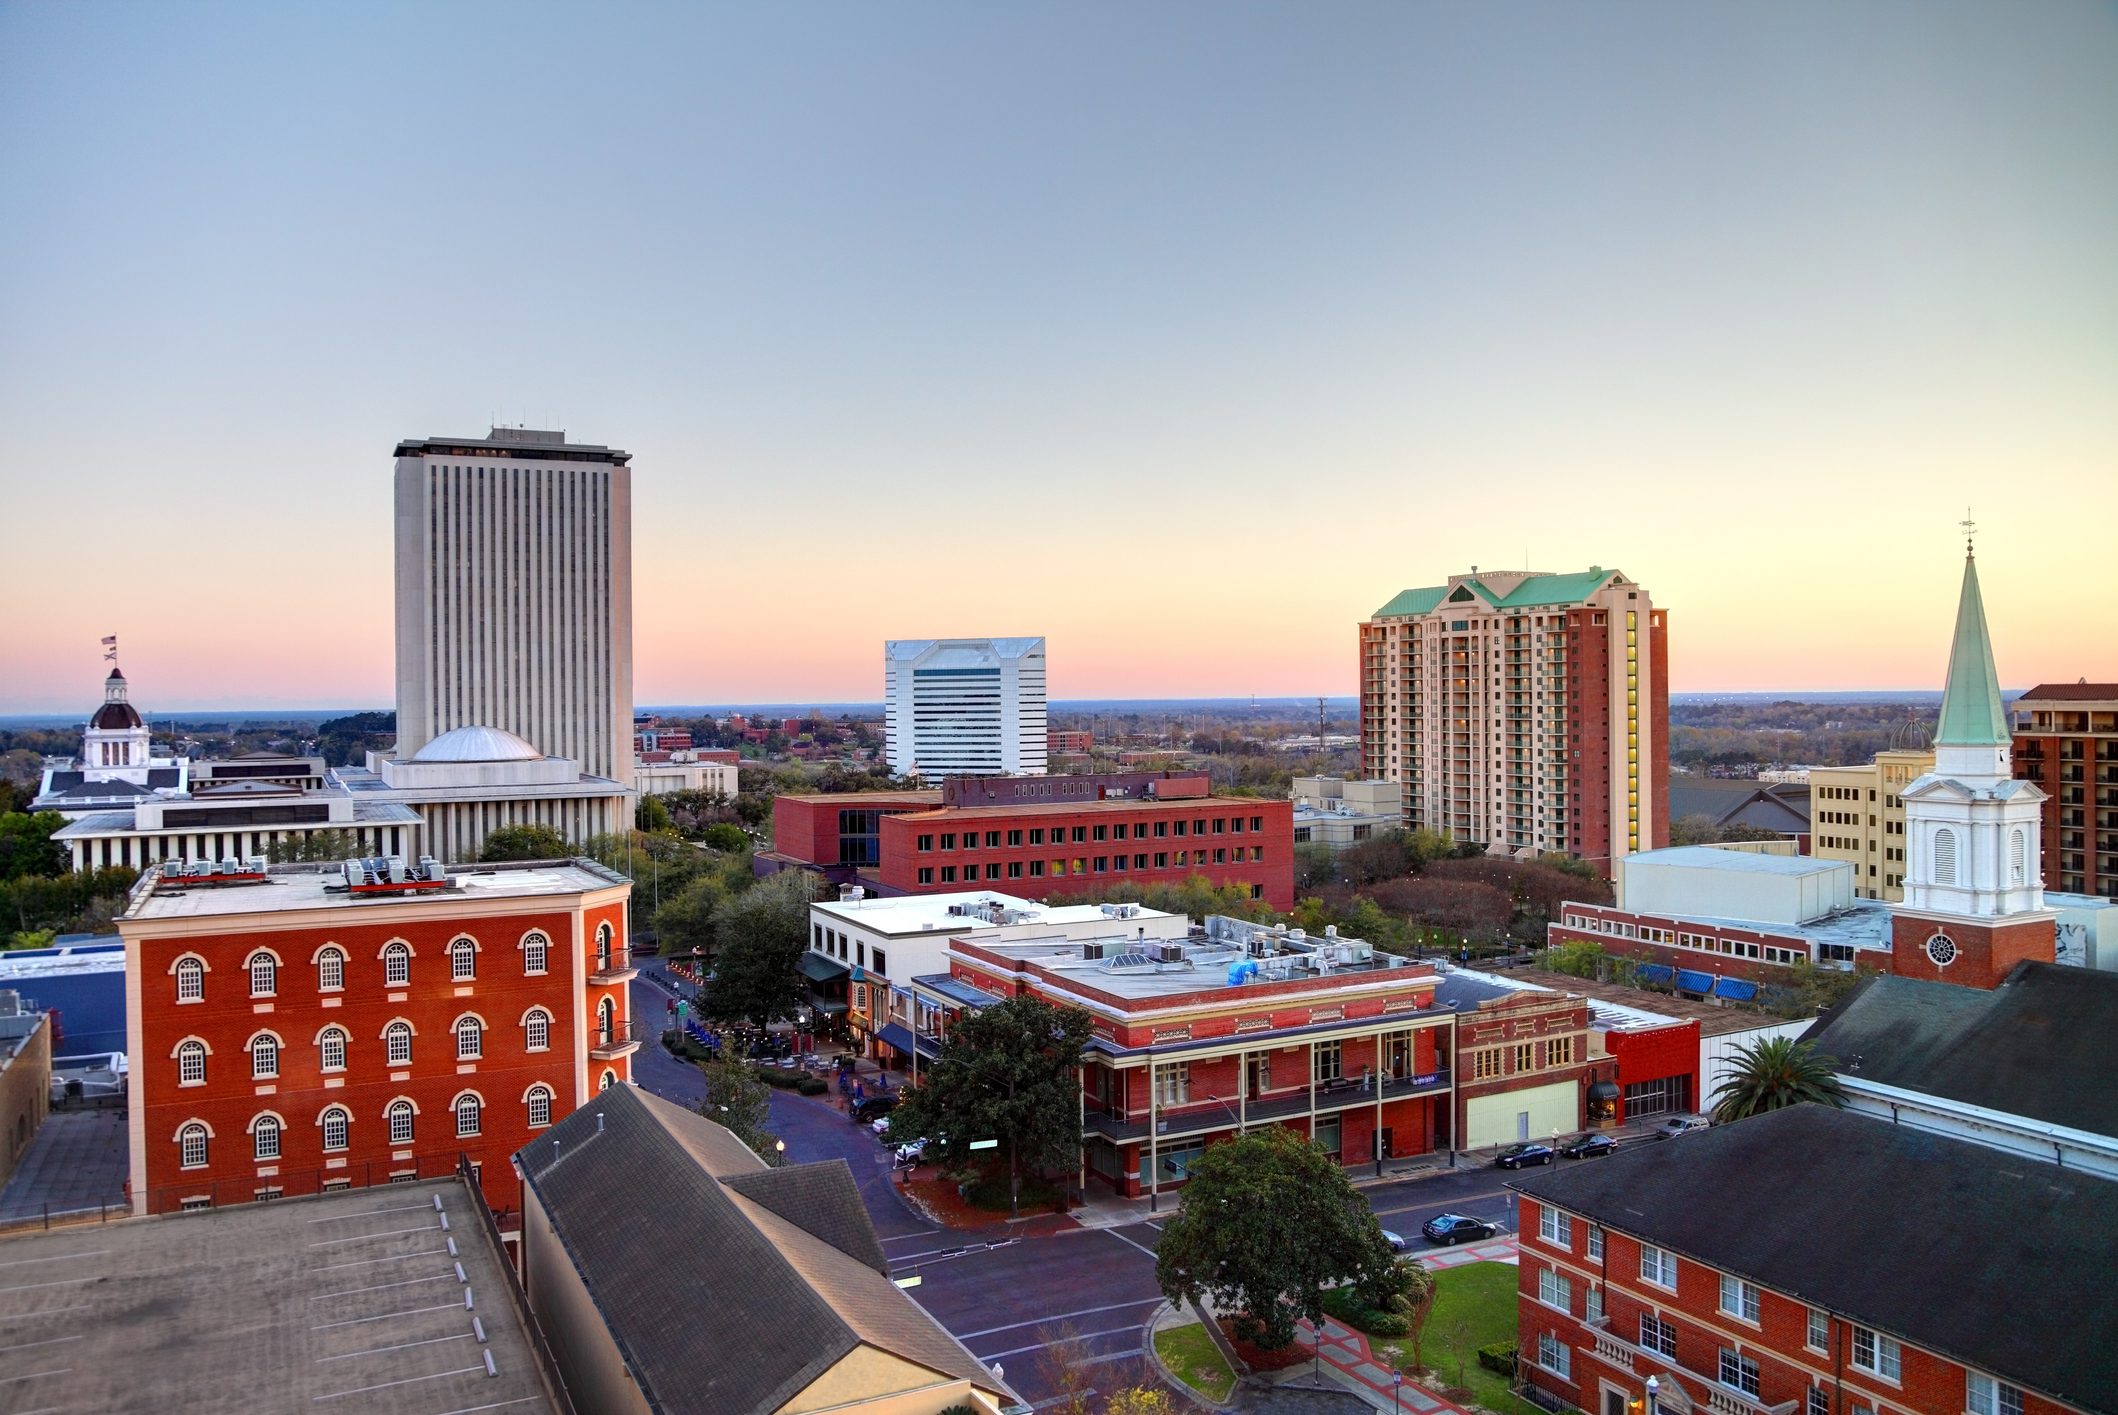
[1316,696,1328,748]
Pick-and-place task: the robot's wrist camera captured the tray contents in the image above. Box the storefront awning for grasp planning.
[1635,964,1674,985]
[876,1022,916,1055]
[1675,968,1715,995]
[800,952,850,983]
[910,973,1004,1009]
[1713,977,1758,1001]
[809,999,848,1016]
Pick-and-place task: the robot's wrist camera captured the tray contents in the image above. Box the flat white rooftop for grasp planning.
[124,858,628,921]
[811,889,1178,936]
[1627,846,1846,877]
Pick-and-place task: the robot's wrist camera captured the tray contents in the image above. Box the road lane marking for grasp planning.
[1103,1228,1158,1260]
[955,1297,1164,1341]
[977,1324,1143,1361]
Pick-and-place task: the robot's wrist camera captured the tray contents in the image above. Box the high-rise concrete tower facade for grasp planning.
[393,428,633,786]
[884,638,1048,778]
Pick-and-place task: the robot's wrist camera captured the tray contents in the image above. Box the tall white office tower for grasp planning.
[884,638,1048,779]
[393,428,634,787]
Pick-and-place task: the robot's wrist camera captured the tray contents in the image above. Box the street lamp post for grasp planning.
[1393,1370,1405,1412]
[1647,1374,1660,1415]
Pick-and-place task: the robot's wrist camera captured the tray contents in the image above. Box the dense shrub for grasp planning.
[1321,1284,1411,1337]
[1477,1342,1518,1377]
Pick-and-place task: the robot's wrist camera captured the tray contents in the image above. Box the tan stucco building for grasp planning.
[1810,748,1934,901]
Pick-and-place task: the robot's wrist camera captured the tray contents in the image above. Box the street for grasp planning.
[628,975,1528,1409]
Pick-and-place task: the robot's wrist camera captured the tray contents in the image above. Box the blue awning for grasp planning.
[1675,969,1716,994]
[1713,977,1758,1001]
[1635,964,1674,984]
[876,1022,917,1055]
[800,952,850,983]
[910,973,1004,1009]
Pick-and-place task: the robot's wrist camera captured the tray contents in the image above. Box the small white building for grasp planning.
[336,725,629,864]
[883,637,1048,778]
[1291,777,1404,850]
[634,754,738,798]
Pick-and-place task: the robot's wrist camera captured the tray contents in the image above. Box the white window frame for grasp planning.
[178,1040,207,1086]
[1537,1266,1571,1313]
[1719,1273,1761,1323]
[321,1107,350,1152]
[175,956,205,1003]
[454,1093,482,1138]
[385,1021,413,1066]
[1851,1327,1901,1384]
[383,941,411,986]
[524,1009,551,1052]
[1967,1373,2022,1415]
[1539,1205,1572,1248]
[455,1016,483,1061]
[388,1101,415,1145]
[1640,1243,1677,1289]
[317,947,345,992]
[1640,1312,1678,1359]
[1806,1307,1828,1352]
[252,1115,282,1162]
[248,952,277,998]
[1587,1224,1604,1261]
[1718,1348,1761,1399]
[319,1027,347,1072]
[179,1124,209,1169]
[522,931,549,975]
[449,936,477,982]
[1537,1329,1570,1379]
[250,1034,280,1080]
[526,1085,553,1129]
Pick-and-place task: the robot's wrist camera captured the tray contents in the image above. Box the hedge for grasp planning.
[751,1067,827,1095]
[1477,1342,1518,1377]
[1320,1284,1412,1338]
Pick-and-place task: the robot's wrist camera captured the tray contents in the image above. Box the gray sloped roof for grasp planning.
[1511,1105,2118,1411]
[515,1086,1003,1415]
[1799,961,2118,1138]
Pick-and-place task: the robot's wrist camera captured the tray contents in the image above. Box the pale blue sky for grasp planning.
[2,2,2113,709]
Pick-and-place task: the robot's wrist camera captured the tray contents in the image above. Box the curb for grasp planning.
[1144,1299,1243,1413]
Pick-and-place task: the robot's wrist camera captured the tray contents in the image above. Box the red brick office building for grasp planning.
[1510,1105,2114,1415]
[2010,681,2118,897]
[122,858,637,1216]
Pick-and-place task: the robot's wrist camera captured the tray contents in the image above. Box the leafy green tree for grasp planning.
[0,812,67,881]
[699,1060,783,1164]
[1154,1125,1398,1351]
[636,794,674,834]
[888,993,1096,1220]
[702,869,818,1029]
[1293,842,1339,889]
[1708,1036,1846,1123]
[654,873,731,966]
[698,822,749,852]
[1340,831,1414,886]
[480,823,572,861]
[264,829,361,864]
[1,866,137,935]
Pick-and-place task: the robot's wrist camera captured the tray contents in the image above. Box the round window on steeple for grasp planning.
[1924,932,1958,968]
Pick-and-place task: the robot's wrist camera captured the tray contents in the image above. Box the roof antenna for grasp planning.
[1960,507,1976,557]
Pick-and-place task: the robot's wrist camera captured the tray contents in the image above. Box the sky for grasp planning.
[1,1,2113,712]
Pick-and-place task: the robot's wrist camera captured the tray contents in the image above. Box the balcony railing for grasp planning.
[1580,1320,1798,1415]
[1081,1070,1450,1143]
[589,949,638,986]
[591,1020,643,1060]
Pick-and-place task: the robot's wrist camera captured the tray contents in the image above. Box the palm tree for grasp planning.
[1708,1036,1846,1123]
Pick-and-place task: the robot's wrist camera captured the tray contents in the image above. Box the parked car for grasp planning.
[1658,1115,1711,1137]
[850,1095,898,1124]
[1379,1228,1409,1253]
[1558,1133,1617,1160]
[1421,1214,1499,1246]
[1493,1142,1556,1169]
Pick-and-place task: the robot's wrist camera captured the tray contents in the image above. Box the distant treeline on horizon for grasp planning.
[1,688,1958,731]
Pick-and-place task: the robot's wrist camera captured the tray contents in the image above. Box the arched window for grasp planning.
[179,1123,210,1169]
[595,923,613,971]
[1934,827,1959,885]
[454,1093,482,1138]
[596,996,616,1046]
[252,1115,282,1161]
[383,941,411,986]
[599,1068,617,1092]
[249,1033,280,1080]
[316,946,346,991]
[455,1016,484,1061]
[388,1100,415,1145]
[318,1027,348,1072]
[177,1039,207,1085]
[526,1085,553,1129]
[385,1021,413,1066]
[449,937,477,982]
[522,931,549,975]
[320,1106,350,1152]
[2010,828,2027,886]
[248,952,278,998]
[175,957,205,1003]
[524,1009,551,1052]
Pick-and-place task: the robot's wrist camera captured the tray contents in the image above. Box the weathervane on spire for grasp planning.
[1960,508,1977,556]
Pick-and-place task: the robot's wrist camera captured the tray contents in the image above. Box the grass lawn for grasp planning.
[1155,1322,1236,1403]
[1383,1262,1546,1415]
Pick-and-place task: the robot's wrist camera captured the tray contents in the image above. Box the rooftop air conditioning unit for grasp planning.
[1156,942,1186,964]
[1083,942,1108,960]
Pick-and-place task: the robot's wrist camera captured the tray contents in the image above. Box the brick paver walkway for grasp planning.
[1286,1239,1519,1411]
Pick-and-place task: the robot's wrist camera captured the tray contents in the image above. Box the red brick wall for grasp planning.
[1601,1021,1698,1123]
[1889,913,2056,991]
[1570,608,1616,871]
[1516,1195,2078,1415]
[1546,906,1823,983]
[878,799,1297,910]
[1649,610,1671,850]
[135,900,628,1215]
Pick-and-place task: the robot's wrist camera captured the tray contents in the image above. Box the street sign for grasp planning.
[893,1275,922,1289]
[968,1139,998,1151]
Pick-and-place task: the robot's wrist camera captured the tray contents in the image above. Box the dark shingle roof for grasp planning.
[1511,1105,2118,1411]
[516,1087,1003,1415]
[1800,962,2118,1138]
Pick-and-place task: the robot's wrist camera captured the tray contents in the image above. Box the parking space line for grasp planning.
[1102,1229,1157,1260]
[0,1369,71,1387]
[317,1332,472,1362]
[0,1250,107,1270]
[313,1247,450,1273]
[309,1204,435,1224]
[423,1398,546,1415]
[309,1301,461,1331]
[309,1273,455,1299]
[307,1224,438,1248]
[313,1364,485,1401]
[0,1276,99,1296]
[0,1335,84,1356]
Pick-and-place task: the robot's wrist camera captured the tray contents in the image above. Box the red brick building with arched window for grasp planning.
[121,858,636,1216]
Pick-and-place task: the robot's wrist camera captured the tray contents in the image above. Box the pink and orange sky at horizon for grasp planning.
[2,3,2113,713]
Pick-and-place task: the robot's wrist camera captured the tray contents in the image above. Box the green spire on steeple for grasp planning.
[1935,551,2009,748]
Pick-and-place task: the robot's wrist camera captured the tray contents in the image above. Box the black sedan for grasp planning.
[1558,1133,1617,1160]
[1493,1142,1556,1169]
[1421,1213,1500,1246]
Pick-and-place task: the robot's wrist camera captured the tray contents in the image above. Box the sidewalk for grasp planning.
[1289,1312,1471,1415]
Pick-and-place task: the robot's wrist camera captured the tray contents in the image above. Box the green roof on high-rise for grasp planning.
[1371,568,1620,620]
[1935,553,2010,748]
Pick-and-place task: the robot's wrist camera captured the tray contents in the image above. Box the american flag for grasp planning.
[102,634,117,661]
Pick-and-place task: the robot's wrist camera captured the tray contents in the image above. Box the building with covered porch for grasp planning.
[914,915,1465,1204]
